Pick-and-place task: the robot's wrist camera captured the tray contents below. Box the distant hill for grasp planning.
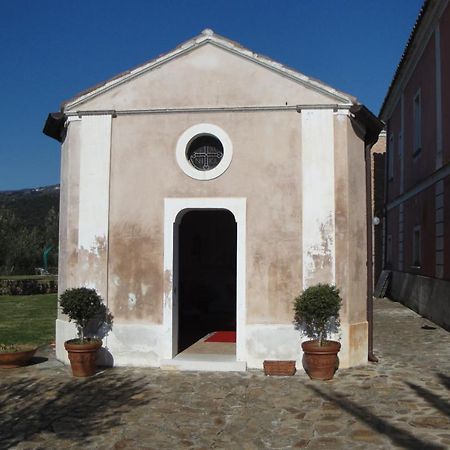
[0,185,60,229]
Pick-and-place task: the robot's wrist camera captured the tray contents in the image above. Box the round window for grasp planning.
[186,135,224,171]
[176,123,233,180]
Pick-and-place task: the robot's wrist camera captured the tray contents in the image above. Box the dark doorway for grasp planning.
[178,209,237,353]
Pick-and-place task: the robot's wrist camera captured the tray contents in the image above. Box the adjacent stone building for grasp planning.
[380,0,450,330]
[44,30,381,370]
[372,131,386,286]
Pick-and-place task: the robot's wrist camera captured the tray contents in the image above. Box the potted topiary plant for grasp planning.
[294,283,342,380]
[60,287,105,377]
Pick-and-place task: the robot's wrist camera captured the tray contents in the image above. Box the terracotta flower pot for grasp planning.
[301,340,340,380]
[64,339,102,377]
[263,360,296,376]
[0,346,38,368]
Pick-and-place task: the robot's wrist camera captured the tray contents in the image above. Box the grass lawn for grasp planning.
[0,294,57,345]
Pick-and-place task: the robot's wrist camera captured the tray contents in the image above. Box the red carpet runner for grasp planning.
[205,331,236,343]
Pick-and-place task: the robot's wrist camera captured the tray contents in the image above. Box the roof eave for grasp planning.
[62,29,356,112]
[379,0,448,120]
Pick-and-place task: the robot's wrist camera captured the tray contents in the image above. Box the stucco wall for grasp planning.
[57,117,81,301]
[57,42,369,368]
[66,44,341,113]
[333,113,368,367]
[107,111,303,326]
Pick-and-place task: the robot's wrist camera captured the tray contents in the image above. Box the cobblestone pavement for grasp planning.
[1,298,450,449]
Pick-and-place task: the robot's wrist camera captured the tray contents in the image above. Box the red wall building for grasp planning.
[380,0,450,330]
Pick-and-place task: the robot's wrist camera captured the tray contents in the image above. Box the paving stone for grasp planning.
[409,415,450,429]
[307,436,347,449]
[1,299,450,450]
[314,422,343,434]
[113,438,136,449]
[293,439,310,448]
[350,428,386,444]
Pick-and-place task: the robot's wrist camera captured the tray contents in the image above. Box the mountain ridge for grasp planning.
[0,184,60,196]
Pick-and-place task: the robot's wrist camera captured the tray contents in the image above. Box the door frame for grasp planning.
[163,198,246,361]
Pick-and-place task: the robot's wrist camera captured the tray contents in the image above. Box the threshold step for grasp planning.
[160,356,247,372]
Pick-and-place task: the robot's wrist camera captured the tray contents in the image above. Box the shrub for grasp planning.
[0,277,57,295]
[294,283,342,346]
[59,287,104,343]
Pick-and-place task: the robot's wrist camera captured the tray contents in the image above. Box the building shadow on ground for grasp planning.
[438,373,450,390]
[308,385,444,450]
[406,374,450,418]
[0,371,152,449]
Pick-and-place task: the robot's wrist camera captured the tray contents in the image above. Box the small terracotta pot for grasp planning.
[263,360,296,376]
[0,346,38,368]
[64,339,102,377]
[301,340,340,380]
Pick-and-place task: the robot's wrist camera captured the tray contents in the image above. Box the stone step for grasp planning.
[160,355,247,372]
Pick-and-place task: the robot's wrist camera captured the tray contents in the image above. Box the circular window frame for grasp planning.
[176,123,233,180]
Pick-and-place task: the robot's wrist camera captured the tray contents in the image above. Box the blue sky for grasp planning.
[0,0,423,190]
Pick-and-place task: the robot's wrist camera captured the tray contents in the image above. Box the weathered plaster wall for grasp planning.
[56,118,81,362]
[65,44,341,113]
[301,109,335,287]
[334,113,351,322]
[77,114,112,300]
[58,43,369,368]
[345,121,367,325]
[332,112,368,367]
[339,117,368,367]
[107,111,302,327]
[57,118,81,300]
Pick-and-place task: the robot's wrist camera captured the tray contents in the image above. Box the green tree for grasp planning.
[0,207,21,274]
[43,207,59,270]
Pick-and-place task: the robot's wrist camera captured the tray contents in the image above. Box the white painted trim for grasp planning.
[56,318,366,369]
[65,104,354,117]
[78,114,112,253]
[55,318,77,363]
[63,32,354,111]
[56,319,167,367]
[339,321,368,369]
[301,109,335,287]
[175,123,233,180]
[245,324,302,369]
[163,198,247,362]
[77,114,112,298]
[65,116,82,124]
[161,353,246,372]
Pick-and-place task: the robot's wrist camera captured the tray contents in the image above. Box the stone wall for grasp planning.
[390,270,450,330]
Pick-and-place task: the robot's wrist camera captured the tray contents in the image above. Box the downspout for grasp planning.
[349,105,383,363]
[365,141,378,363]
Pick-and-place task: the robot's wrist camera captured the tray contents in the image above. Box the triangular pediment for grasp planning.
[63,29,357,111]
